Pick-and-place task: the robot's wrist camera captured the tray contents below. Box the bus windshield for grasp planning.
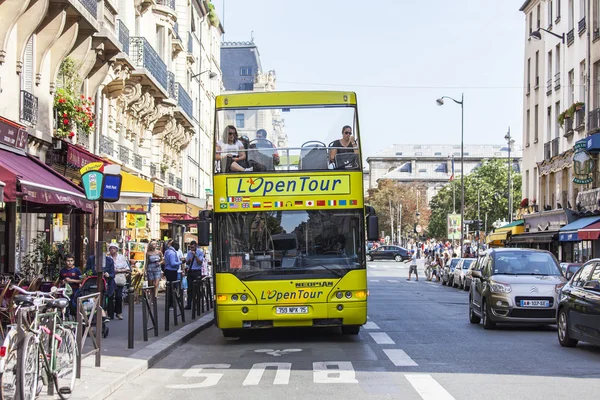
[215,210,365,280]
[215,105,359,173]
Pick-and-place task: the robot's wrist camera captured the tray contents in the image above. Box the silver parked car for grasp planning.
[469,248,566,329]
[452,258,475,290]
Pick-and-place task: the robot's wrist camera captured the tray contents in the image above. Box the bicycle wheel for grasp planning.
[1,332,18,400]
[17,332,38,400]
[53,327,77,399]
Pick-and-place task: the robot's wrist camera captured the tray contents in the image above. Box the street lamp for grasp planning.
[436,94,464,257]
[530,28,565,43]
[505,128,515,223]
[191,70,218,80]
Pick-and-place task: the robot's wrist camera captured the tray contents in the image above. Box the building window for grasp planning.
[398,163,411,173]
[580,0,586,18]
[547,106,552,141]
[537,4,541,28]
[418,168,427,173]
[557,0,562,19]
[415,152,422,156]
[434,152,442,156]
[549,0,554,26]
[535,51,540,88]
[569,0,575,30]
[453,152,460,156]
[529,11,533,34]
[569,69,575,104]
[235,113,244,128]
[548,50,553,88]
[435,163,447,173]
[156,25,165,61]
[238,83,253,90]
[395,152,403,156]
[527,58,531,92]
[555,101,561,138]
[526,109,531,145]
[240,67,253,76]
[580,60,586,102]
[535,105,539,142]
[594,0,600,32]
[463,152,469,156]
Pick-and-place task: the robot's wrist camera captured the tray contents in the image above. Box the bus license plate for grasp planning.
[276,306,308,314]
[520,300,550,307]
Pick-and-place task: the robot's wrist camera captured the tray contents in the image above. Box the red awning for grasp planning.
[160,214,194,224]
[66,142,107,168]
[578,221,600,240]
[0,149,93,212]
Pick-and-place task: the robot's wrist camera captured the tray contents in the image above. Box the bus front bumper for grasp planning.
[217,301,367,329]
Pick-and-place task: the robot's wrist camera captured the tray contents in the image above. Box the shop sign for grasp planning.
[153,183,165,198]
[447,213,461,240]
[0,119,28,150]
[126,213,147,228]
[573,140,594,185]
[576,188,600,213]
[80,163,122,202]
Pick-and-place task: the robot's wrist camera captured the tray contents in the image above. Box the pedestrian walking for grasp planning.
[406,250,419,281]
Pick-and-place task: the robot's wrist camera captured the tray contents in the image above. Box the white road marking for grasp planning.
[313,362,358,384]
[243,363,291,386]
[369,265,377,268]
[363,321,380,330]
[167,364,231,389]
[383,349,418,366]
[368,332,395,345]
[254,349,302,357]
[369,279,380,282]
[405,374,455,399]
[387,279,399,283]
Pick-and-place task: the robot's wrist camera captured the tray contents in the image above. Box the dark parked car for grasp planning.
[557,260,600,348]
[366,245,409,262]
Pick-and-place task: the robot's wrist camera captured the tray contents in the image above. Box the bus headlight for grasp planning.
[231,294,239,301]
[345,291,352,299]
[336,292,343,299]
[240,294,248,301]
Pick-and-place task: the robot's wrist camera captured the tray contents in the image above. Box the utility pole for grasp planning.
[398,202,402,247]
[389,198,394,244]
[477,187,481,251]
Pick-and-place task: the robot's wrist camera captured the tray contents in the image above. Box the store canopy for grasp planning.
[495,220,525,235]
[558,216,600,242]
[0,149,93,213]
[486,231,508,245]
[578,220,600,240]
[509,231,557,244]
[160,214,195,224]
[105,171,153,213]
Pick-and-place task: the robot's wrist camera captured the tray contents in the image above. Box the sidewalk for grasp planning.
[42,291,214,400]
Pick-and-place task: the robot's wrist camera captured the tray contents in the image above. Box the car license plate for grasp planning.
[276,306,308,314]
[520,300,550,307]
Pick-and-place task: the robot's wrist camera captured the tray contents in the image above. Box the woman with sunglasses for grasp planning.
[216,125,252,172]
[329,125,359,163]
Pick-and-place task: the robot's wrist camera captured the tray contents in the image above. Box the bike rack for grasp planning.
[164,280,185,331]
[76,292,102,378]
[141,286,159,341]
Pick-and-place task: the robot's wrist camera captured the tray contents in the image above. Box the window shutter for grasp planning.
[22,36,34,92]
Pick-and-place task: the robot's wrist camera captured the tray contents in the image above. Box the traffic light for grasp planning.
[474,220,482,231]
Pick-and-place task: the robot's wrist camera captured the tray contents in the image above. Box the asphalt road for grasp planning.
[107,261,600,400]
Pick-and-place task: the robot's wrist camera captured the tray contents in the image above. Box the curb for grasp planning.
[71,312,214,400]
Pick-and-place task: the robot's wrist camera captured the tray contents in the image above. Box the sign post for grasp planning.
[79,163,123,367]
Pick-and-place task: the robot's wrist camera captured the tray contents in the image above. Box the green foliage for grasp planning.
[21,234,69,282]
[558,102,584,127]
[427,158,522,239]
[207,2,220,27]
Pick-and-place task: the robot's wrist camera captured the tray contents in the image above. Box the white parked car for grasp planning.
[452,258,476,290]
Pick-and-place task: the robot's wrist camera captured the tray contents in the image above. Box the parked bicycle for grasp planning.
[0,285,77,400]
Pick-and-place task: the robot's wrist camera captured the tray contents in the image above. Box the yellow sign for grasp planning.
[227,174,351,197]
[126,213,136,228]
[79,162,104,175]
[126,213,147,228]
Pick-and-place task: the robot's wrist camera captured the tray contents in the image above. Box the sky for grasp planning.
[211,0,525,159]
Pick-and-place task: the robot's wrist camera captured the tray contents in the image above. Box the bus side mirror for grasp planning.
[198,220,211,246]
[367,215,379,241]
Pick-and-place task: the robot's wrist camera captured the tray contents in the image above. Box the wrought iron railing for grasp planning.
[100,135,115,157]
[134,154,143,170]
[167,72,177,99]
[20,90,38,126]
[79,0,97,17]
[150,163,157,177]
[176,178,182,190]
[77,127,90,149]
[551,137,559,157]
[187,32,193,53]
[567,28,574,45]
[554,72,561,90]
[173,22,181,40]
[157,0,176,9]
[564,117,573,135]
[546,79,552,96]
[119,145,130,165]
[176,83,193,119]
[117,19,130,55]
[129,37,168,91]
[579,17,586,35]
[589,108,600,132]
[544,141,551,160]
[168,173,175,186]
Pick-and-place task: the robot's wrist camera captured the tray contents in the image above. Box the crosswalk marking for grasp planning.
[405,374,455,399]
[369,279,380,282]
[387,279,399,283]
[383,349,418,366]
[368,332,395,345]
[363,321,380,330]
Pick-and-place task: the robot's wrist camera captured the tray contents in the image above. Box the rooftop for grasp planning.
[367,144,523,160]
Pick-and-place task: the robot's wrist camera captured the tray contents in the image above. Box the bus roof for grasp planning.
[215,91,357,109]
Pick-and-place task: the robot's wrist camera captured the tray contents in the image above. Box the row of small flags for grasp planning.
[220,199,358,209]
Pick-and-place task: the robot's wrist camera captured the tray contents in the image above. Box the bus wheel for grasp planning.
[222,329,241,338]
[342,325,360,335]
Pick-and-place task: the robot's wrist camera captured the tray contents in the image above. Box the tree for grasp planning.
[366,180,430,242]
[427,158,522,239]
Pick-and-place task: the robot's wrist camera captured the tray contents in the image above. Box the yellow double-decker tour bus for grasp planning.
[197,91,379,337]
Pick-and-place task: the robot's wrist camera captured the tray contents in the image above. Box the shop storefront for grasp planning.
[558,216,600,262]
[486,220,525,247]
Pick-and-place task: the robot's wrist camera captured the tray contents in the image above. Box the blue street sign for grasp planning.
[102,174,122,202]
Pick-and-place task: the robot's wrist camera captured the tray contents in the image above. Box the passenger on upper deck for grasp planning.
[329,125,359,165]
[216,125,252,172]
[253,129,280,166]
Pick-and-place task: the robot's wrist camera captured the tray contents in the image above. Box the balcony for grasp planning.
[134,154,143,170]
[595,28,600,41]
[554,72,561,90]
[579,17,586,35]
[544,141,551,160]
[176,83,193,120]
[20,90,38,126]
[119,145,130,165]
[129,37,168,93]
[551,137,559,157]
[168,173,174,186]
[546,79,552,96]
[176,177,182,190]
[117,19,130,55]
[567,28,574,45]
[100,135,115,157]
[575,107,585,130]
[167,71,176,99]
[589,108,600,133]
[563,117,574,137]
[78,0,98,18]
[77,127,90,149]
[157,0,176,9]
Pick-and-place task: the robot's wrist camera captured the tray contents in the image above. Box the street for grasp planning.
[106,262,600,400]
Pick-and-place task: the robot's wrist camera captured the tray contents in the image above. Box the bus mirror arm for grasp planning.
[198,220,211,246]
